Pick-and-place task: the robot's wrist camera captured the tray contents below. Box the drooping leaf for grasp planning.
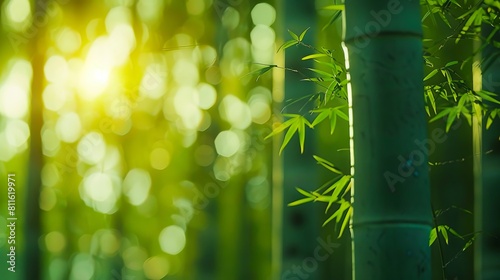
[439,225,449,244]
[338,205,352,238]
[429,227,438,246]
[330,113,337,134]
[446,226,464,240]
[313,155,343,174]
[281,121,299,154]
[333,107,349,121]
[445,107,459,132]
[426,89,437,114]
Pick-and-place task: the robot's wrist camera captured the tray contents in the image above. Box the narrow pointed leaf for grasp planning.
[424,69,439,81]
[295,187,314,198]
[288,197,315,206]
[429,227,437,246]
[322,4,345,10]
[302,53,328,60]
[338,205,352,238]
[299,27,310,41]
[288,29,299,40]
[280,121,299,154]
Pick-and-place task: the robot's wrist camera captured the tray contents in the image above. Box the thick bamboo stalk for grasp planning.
[343,1,432,279]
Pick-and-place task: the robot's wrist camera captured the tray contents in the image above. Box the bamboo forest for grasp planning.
[0,0,499,279]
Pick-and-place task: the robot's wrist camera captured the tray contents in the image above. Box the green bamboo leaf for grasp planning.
[295,187,314,198]
[313,155,343,174]
[248,65,276,81]
[429,107,453,123]
[288,29,299,40]
[477,90,500,105]
[445,108,459,132]
[311,109,330,127]
[277,40,298,53]
[426,89,437,114]
[322,199,349,227]
[486,110,496,129]
[322,4,345,10]
[446,226,464,240]
[264,117,297,139]
[280,121,299,154]
[298,27,310,41]
[314,195,333,203]
[439,225,449,244]
[444,61,458,68]
[302,77,334,82]
[322,210,340,227]
[429,227,437,246]
[288,197,315,206]
[439,11,451,28]
[330,113,337,134]
[334,108,349,121]
[462,237,475,252]
[424,69,439,81]
[302,53,328,60]
[457,93,470,110]
[342,179,352,197]
[324,175,351,213]
[331,175,351,199]
[322,11,342,31]
[307,67,335,78]
[338,205,352,238]
[456,8,483,43]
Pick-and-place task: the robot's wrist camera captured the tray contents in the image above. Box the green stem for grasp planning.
[431,203,447,280]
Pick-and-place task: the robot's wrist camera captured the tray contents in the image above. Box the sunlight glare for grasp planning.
[5,0,31,24]
[44,55,69,84]
[77,132,106,164]
[56,27,82,54]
